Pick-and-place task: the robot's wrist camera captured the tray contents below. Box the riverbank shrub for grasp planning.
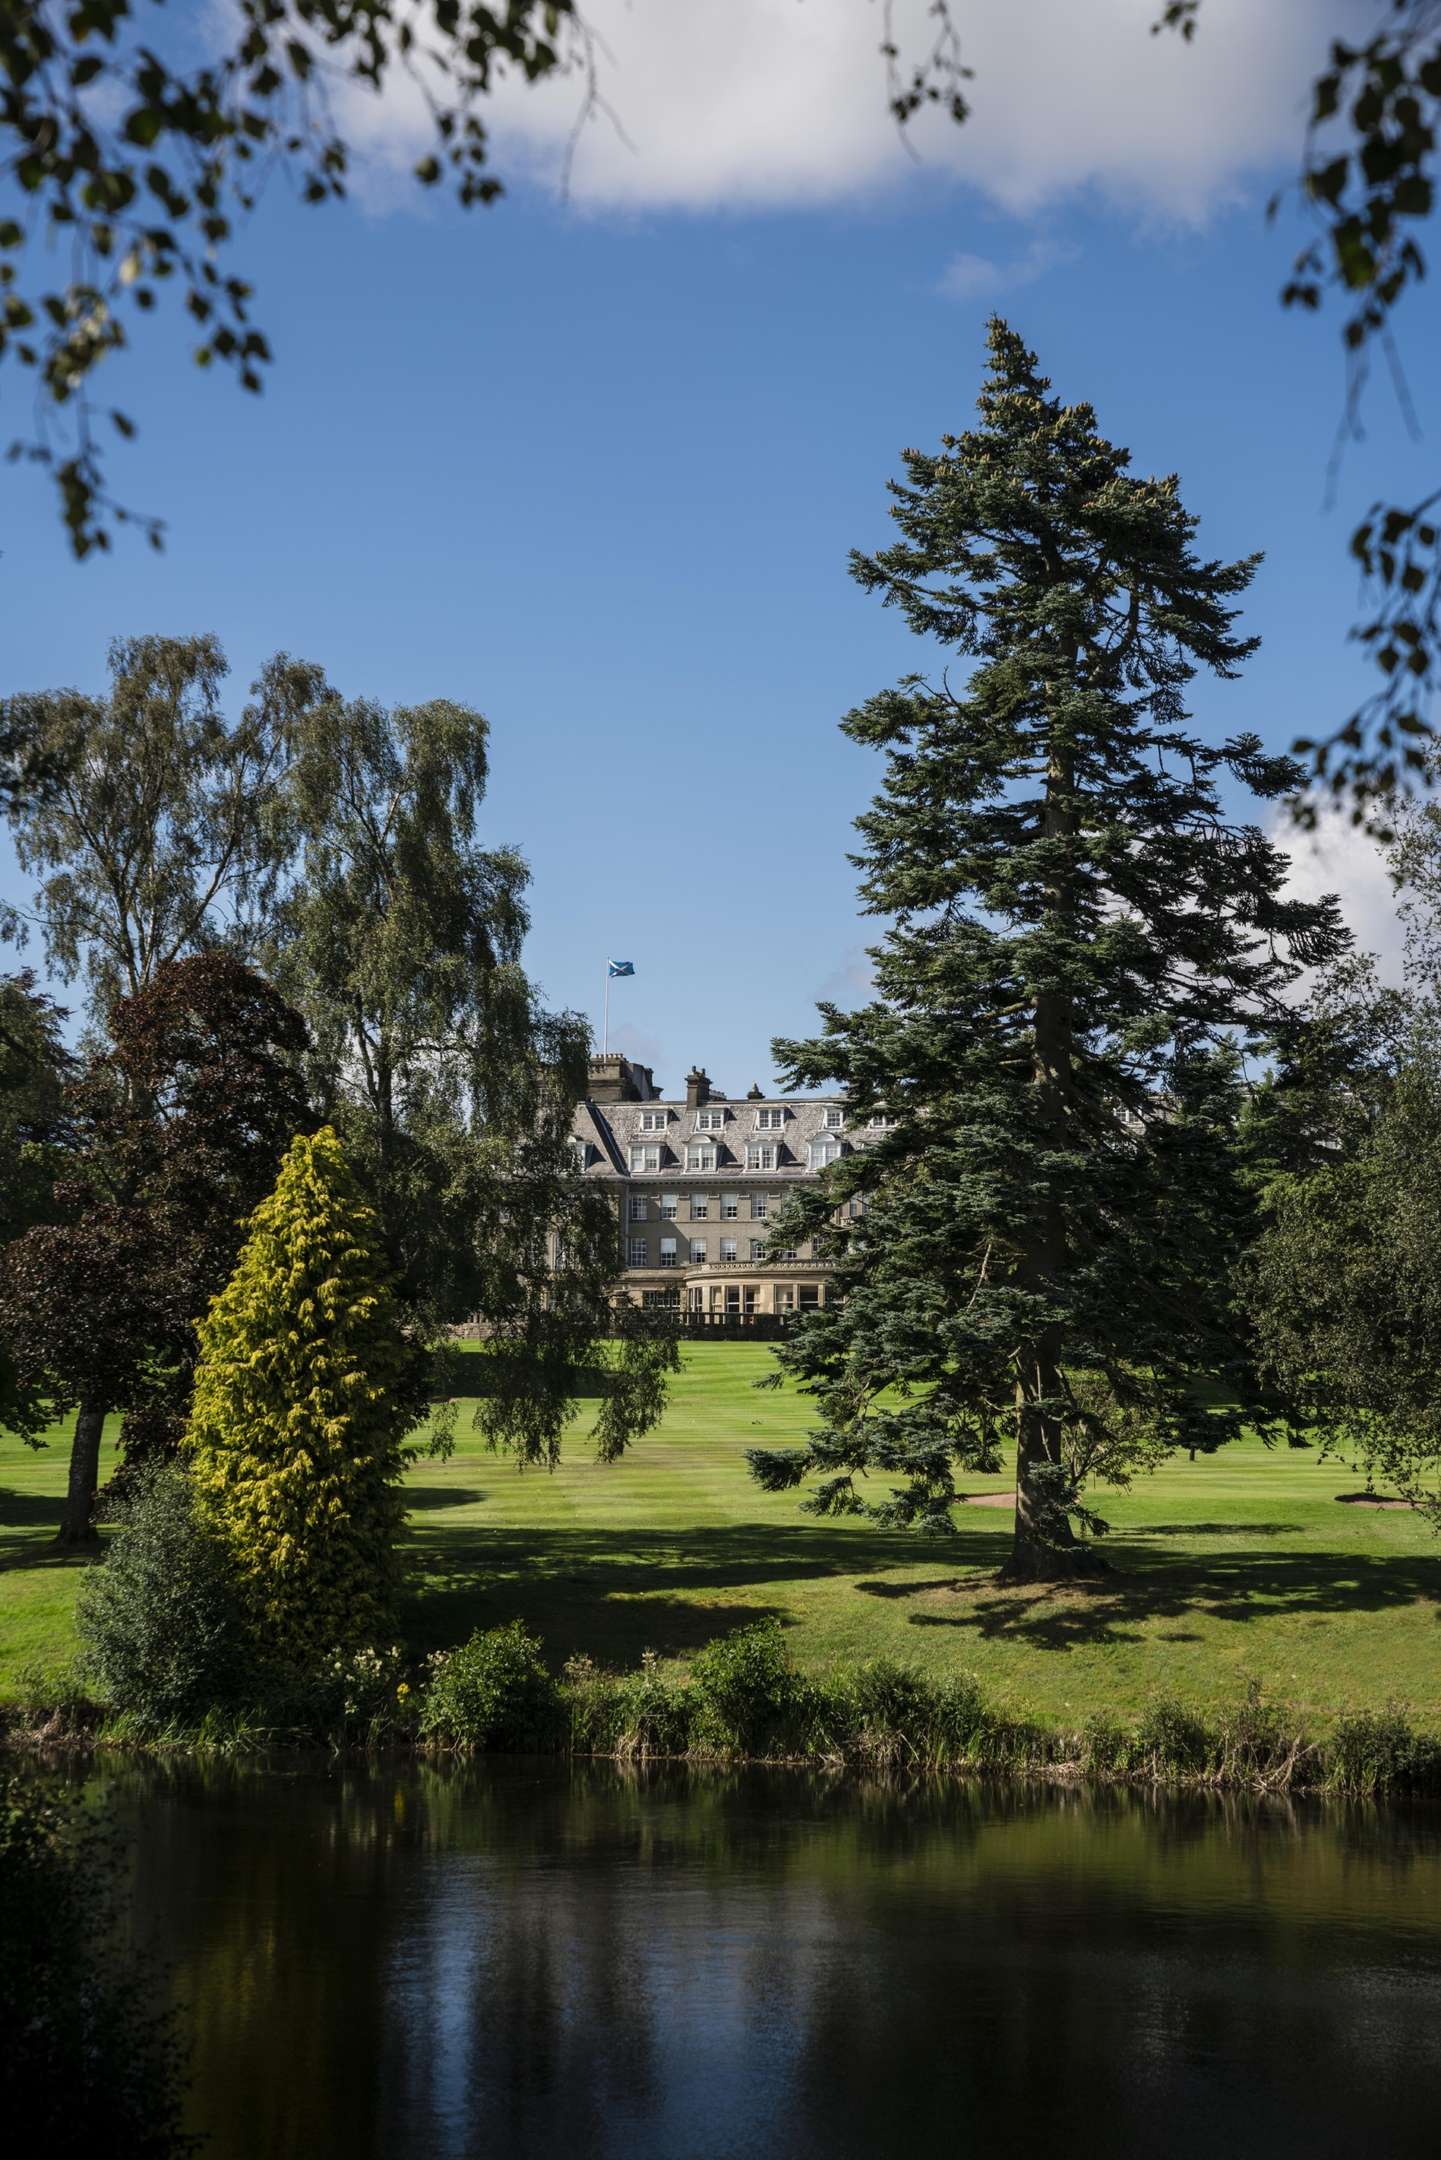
[420,1621,563,1750]
[0,1775,195,2155]
[74,1463,247,1728]
[688,1619,819,1756]
[1329,1705,1441,1794]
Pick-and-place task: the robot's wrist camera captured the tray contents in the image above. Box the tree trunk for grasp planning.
[999,712,1107,1586]
[55,1399,106,1545]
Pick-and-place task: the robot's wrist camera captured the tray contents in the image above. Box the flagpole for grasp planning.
[603,958,610,1057]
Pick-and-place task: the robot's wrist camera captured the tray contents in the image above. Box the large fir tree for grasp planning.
[750,322,1347,1581]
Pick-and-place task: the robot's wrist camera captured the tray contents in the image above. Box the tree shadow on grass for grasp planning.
[0,1488,65,1531]
[397,1518,1014,1666]
[894,1546,1441,1652]
[407,1485,488,1512]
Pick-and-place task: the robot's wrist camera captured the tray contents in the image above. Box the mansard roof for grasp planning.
[575,1089,867,1177]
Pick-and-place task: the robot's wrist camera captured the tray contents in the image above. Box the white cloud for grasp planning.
[937,238,1079,300]
[1270,805,1407,986]
[333,0,1365,222]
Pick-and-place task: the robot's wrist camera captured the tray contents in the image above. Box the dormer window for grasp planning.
[686,1143,717,1172]
[869,1114,896,1130]
[755,1107,785,1131]
[809,1140,842,1169]
[572,1139,590,1170]
[694,1109,726,1132]
[639,1110,668,1133]
[823,1107,845,1129]
[629,1145,661,1173]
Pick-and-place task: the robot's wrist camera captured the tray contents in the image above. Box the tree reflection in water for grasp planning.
[86,1758,1441,2159]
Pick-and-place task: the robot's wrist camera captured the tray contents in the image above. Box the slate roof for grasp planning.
[573,1090,871,1179]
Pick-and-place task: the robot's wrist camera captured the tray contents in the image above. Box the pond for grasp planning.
[91,1759,1441,2157]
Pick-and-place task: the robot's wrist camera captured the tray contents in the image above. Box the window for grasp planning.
[724,1285,741,1315]
[695,1109,726,1131]
[627,1239,647,1267]
[639,1110,668,1133]
[643,1287,680,1308]
[799,1284,821,1309]
[755,1107,785,1131]
[746,1144,777,1171]
[743,1286,758,1315]
[848,1196,865,1219]
[749,1238,765,1261]
[629,1145,660,1173]
[750,1194,768,1220]
[720,1237,737,1262]
[689,1237,707,1263]
[808,1141,842,1169]
[628,1194,647,1221]
[686,1144,716,1171]
[823,1107,845,1129]
[572,1139,590,1169]
[776,1246,798,1262]
[690,1195,708,1220]
[659,1239,677,1267]
[660,1193,678,1220]
[774,1285,795,1312]
[869,1114,896,1130]
[688,1286,705,1312]
[721,1194,739,1220]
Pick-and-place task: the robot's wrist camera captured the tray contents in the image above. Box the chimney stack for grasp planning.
[685,1065,710,1109]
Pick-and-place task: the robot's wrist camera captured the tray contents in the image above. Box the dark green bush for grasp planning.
[75,1462,247,1728]
[0,1776,196,2156]
[420,1621,563,1750]
[1330,1705,1441,1794]
[1136,1695,1214,1775]
[688,1619,816,1756]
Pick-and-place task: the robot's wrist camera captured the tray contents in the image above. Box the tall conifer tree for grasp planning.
[750,323,1346,1581]
[185,1127,421,1665]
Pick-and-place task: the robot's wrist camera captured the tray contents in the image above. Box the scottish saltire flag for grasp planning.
[608,960,635,977]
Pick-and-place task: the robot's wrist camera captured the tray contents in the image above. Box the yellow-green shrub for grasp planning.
[184,1126,421,1669]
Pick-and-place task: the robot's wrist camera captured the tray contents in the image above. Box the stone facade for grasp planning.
[573,1055,885,1317]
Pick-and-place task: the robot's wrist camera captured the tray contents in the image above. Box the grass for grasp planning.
[2,1343,1439,1727]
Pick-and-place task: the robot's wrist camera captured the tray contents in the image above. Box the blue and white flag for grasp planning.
[608,960,635,978]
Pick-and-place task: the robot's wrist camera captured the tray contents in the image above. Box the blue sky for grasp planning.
[0,0,1428,1090]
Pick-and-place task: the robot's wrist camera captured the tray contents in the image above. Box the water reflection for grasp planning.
[93,1759,1441,2159]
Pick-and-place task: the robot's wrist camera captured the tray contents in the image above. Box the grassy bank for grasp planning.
[3,1343,1439,1730]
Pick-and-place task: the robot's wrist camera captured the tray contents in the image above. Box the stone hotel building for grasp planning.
[572,1055,884,1317]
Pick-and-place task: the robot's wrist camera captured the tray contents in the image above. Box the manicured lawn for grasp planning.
[3,1343,1439,1726]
